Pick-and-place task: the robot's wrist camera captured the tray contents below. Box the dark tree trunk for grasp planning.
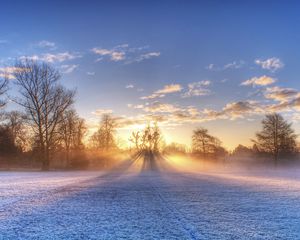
[42,148,50,171]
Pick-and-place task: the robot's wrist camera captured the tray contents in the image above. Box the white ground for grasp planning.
[0,156,300,239]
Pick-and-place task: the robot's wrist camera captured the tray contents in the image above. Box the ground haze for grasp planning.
[0,154,300,239]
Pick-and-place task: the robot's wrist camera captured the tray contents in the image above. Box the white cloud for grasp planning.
[43,52,81,62]
[182,80,211,98]
[155,84,182,94]
[92,109,113,116]
[241,75,276,86]
[114,102,203,129]
[92,48,113,55]
[141,84,182,100]
[115,43,129,49]
[222,101,263,118]
[131,52,161,63]
[93,88,300,130]
[20,52,81,63]
[95,57,103,62]
[197,100,265,121]
[255,57,284,72]
[0,67,27,79]
[202,88,300,120]
[0,73,14,79]
[293,95,300,110]
[126,84,134,89]
[19,55,40,61]
[0,67,23,74]
[206,61,245,71]
[265,86,298,102]
[127,104,145,109]
[110,52,125,61]
[61,64,78,74]
[92,44,160,64]
[87,72,95,76]
[140,94,162,100]
[37,40,56,49]
[133,104,144,109]
[96,83,300,129]
[127,45,149,52]
[206,64,215,70]
[223,61,245,70]
[92,47,126,62]
[143,102,181,113]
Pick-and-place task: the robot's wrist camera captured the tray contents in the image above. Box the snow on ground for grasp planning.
[0,156,300,239]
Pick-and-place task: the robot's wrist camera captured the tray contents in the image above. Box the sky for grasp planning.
[1,0,300,150]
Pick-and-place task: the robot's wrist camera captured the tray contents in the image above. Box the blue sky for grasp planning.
[1,1,300,149]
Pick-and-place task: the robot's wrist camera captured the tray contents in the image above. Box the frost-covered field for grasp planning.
[1,157,300,239]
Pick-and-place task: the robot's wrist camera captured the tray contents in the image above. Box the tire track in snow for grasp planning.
[141,153,203,240]
[149,179,203,240]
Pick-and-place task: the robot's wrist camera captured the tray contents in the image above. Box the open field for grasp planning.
[0,155,300,239]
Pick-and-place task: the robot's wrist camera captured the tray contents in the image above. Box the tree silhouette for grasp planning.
[3,111,29,152]
[192,127,226,158]
[129,122,163,153]
[90,114,117,151]
[232,144,253,157]
[58,109,86,166]
[0,126,18,154]
[12,59,75,170]
[129,131,140,150]
[0,76,8,108]
[253,113,297,165]
[192,128,212,157]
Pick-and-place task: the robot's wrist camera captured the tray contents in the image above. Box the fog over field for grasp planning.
[1,154,300,240]
[1,1,300,239]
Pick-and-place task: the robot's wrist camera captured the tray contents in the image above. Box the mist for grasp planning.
[1,1,300,238]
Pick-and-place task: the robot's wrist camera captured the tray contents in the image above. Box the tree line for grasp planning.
[0,60,120,170]
[232,113,298,165]
[0,60,299,170]
[125,112,298,166]
[191,113,298,165]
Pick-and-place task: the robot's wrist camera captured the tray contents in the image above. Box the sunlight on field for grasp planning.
[164,154,300,193]
[207,172,300,191]
[165,154,219,172]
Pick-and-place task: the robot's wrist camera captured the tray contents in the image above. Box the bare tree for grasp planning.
[152,122,162,152]
[192,128,212,157]
[12,60,75,170]
[90,114,117,151]
[59,110,75,164]
[142,124,152,151]
[232,144,253,157]
[0,76,8,108]
[73,117,86,149]
[254,113,297,165]
[129,131,140,150]
[3,111,29,152]
[192,127,226,158]
[58,109,86,166]
[130,122,163,153]
[0,125,17,154]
